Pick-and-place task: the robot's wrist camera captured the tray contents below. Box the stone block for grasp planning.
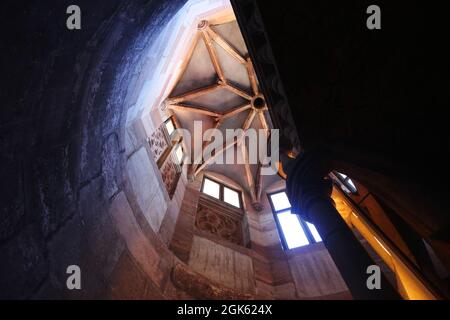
[109,192,164,286]
[107,250,164,300]
[33,145,76,237]
[79,176,125,280]
[126,147,167,232]
[102,133,121,199]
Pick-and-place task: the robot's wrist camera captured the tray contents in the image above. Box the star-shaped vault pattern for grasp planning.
[164,20,272,210]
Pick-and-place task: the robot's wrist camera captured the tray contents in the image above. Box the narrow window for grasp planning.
[165,117,175,136]
[175,144,184,164]
[277,210,310,248]
[306,222,322,242]
[268,190,322,249]
[148,117,183,199]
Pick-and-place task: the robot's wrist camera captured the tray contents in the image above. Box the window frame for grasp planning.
[158,116,185,168]
[200,176,243,209]
[201,176,221,200]
[151,116,184,199]
[164,117,176,137]
[267,190,321,250]
[334,171,358,194]
[174,143,184,165]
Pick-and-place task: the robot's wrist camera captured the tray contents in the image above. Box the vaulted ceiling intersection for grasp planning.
[165,19,280,210]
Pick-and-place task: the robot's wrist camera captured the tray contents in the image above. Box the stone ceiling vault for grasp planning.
[164,18,281,210]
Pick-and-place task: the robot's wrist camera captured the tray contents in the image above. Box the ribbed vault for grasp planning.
[165,19,278,210]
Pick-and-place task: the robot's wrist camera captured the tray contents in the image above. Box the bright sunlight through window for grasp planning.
[202,178,220,199]
[223,186,240,208]
[165,118,175,136]
[277,210,310,249]
[175,145,184,164]
[269,191,322,249]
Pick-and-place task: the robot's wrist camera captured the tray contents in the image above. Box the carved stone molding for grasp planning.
[195,202,242,245]
[161,158,181,198]
[195,196,248,246]
[149,125,170,163]
[149,123,181,199]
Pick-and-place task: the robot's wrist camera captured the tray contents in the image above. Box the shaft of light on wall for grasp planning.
[374,236,392,257]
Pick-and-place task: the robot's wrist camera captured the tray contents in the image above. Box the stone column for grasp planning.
[283,151,401,300]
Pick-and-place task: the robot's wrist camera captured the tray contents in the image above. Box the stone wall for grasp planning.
[0,0,243,300]
[247,190,350,299]
[189,236,255,293]
[0,0,190,299]
[169,172,351,299]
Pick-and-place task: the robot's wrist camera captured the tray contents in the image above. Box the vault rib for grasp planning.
[258,111,269,138]
[221,103,252,120]
[194,138,238,176]
[255,163,263,201]
[207,27,246,65]
[241,143,257,202]
[168,103,222,117]
[242,109,256,132]
[223,81,252,101]
[246,58,259,96]
[201,29,225,82]
[167,83,221,104]
[194,109,256,175]
[191,119,223,173]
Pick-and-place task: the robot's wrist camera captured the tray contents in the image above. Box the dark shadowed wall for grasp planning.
[0,0,186,299]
